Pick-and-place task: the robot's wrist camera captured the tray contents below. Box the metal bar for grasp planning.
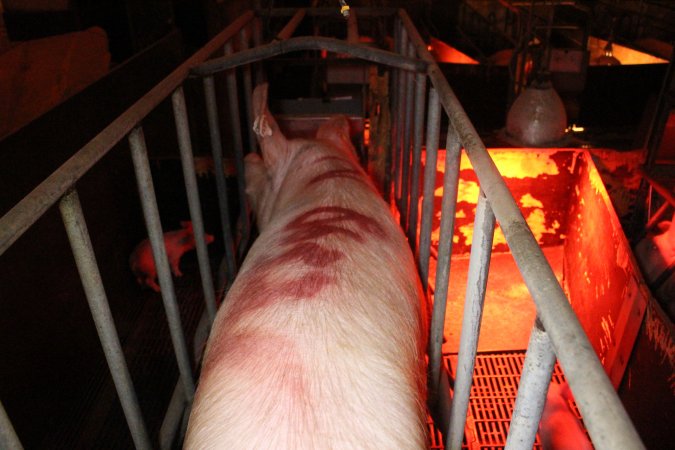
[192,36,428,76]
[128,127,195,402]
[406,72,426,251]
[446,190,495,450]
[428,129,461,396]
[399,41,416,232]
[252,17,265,85]
[203,76,237,284]
[505,320,557,450]
[275,8,306,40]
[0,11,254,257]
[417,88,441,293]
[399,9,645,450]
[239,27,257,155]
[171,87,217,323]
[0,400,23,450]
[384,18,400,204]
[641,169,675,208]
[346,8,359,44]
[394,26,408,209]
[261,6,397,17]
[224,40,250,259]
[58,189,151,450]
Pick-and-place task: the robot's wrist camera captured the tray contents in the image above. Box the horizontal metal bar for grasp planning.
[640,168,675,208]
[398,8,645,450]
[0,400,23,450]
[260,6,397,17]
[191,36,428,76]
[0,11,254,257]
[275,8,306,40]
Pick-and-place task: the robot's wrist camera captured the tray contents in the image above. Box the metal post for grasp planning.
[394,26,408,209]
[128,127,195,402]
[417,87,441,293]
[446,190,496,450]
[203,76,237,285]
[224,40,250,259]
[346,8,358,44]
[428,128,461,395]
[505,321,557,450]
[0,400,23,450]
[239,27,257,155]
[171,87,217,323]
[385,18,400,204]
[406,72,427,252]
[399,41,415,232]
[59,189,151,450]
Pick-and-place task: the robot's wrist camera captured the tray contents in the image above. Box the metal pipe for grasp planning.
[399,41,416,232]
[0,11,254,257]
[446,190,495,450]
[59,189,151,450]
[428,129,461,396]
[262,6,397,18]
[394,26,409,210]
[252,17,265,85]
[274,9,306,40]
[346,8,359,44]
[203,76,237,284]
[505,321,557,450]
[128,127,195,402]
[171,87,217,324]
[406,72,426,251]
[417,88,441,293]
[384,18,400,204]
[399,9,645,450]
[224,40,251,259]
[0,400,23,450]
[192,36,428,77]
[239,27,257,155]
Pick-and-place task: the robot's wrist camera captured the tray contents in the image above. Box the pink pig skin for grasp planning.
[129,221,214,292]
[184,84,429,449]
[538,381,593,450]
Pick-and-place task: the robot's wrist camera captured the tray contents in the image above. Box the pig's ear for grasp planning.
[252,83,289,172]
[316,115,355,155]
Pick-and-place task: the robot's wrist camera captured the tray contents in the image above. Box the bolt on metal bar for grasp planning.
[399,41,416,232]
[428,129,461,396]
[128,127,195,402]
[446,190,495,450]
[224,40,251,260]
[171,87,217,324]
[239,27,257,155]
[406,72,427,252]
[58,189,151,450]
[203,76,237,285]
[0,400,23,450]
[398,9,645,450]
[417,87,441,294]
[0,11,254,257]
[192,36,428,77]
[275,8,306,41]
[505,320,557,450]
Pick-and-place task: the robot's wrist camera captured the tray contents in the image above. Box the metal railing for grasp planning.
[0,7,646,450]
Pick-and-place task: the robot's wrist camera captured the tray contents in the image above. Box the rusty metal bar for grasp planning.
[407,72,427,251]
[171,87,217,323]
[203,76,237,284]
[346,8,359,44]
[428,128,461,395]
[417,87,441,293]
[192,36,428,76]
[0,400,23,450]
[128,127,195,403]
[505,321,557,450]
[446,190,496,450]
[59,189,151,450]
[275,8,306,40]
[399,8,645,450]
[0,11,254,257]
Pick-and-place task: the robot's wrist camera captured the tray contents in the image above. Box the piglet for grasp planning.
[184,83,428,449]
[634,212,675,318]
[539,381,593,450]
[129,221,214,292]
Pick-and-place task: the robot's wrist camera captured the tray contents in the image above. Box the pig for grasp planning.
[538,381,593,450]
[184,83,428,449]
[634,212,675,319]
[129,221,214,292]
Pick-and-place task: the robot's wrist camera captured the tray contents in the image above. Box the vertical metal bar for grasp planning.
[171,87,217,323]
[446,190,496,450]
[58,189,151,450]
[406,72,427,252]
[399,41,415,231]
[346,9,359,44]
[203,76,237,285]
[505,320,557,450]
[384,18,400,204]
[224,40,250,259]
[0,400,23,450]
[417,87,441,293]
[252,17,265,85]
[428,128,461,395]
[128,127,195,402]
[239,27,257,155]
[394,26,408,209]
